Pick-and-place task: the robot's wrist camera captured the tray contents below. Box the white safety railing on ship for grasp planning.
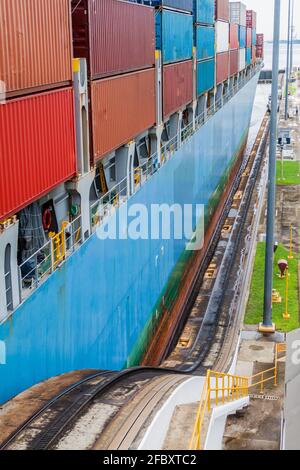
[17,64,261,303]
[18,216,82,302]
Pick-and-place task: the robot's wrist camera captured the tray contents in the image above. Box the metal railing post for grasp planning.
[207,370,211,412]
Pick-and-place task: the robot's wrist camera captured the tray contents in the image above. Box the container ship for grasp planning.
[0,0,264,405]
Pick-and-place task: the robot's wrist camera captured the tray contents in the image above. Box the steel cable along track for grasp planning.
[1,116,269,451]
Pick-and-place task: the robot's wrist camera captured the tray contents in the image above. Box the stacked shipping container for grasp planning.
[72,0,156,163]
[0,0,260,223]
[230,2,246,72]
[246,10,257,65]
[216,0,230,85]
[229,23,239,77]
[256,34,264,60]
[153,2,194,119]
[0,0,76,222]
[195,0,216,96]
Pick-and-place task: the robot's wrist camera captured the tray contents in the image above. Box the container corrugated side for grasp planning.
[156,10,193,64]
[246,28,252,48]
[196,25,215,60]
[90,69,156,162]
[229,1,246,26]
[194,0,215,25]
[252,46,256,64]
[216,21,229,53]
[0,0,72,97]
[229,49,239,76]
[239,26,246,49]
[246,47,251,65]
[137,0,193,13]
[256,33,264,46]
[197,59,215,95]
[72,0,155,80]
[256,45,264,59]
[256,34,264,59]
[252,28,257,45]
[215,0,229,22]
[246,10,257,29]
[238,48,246,71]
[229,24,239,50]
[0,88,76,221]
[163,60,193,118]
[216,51,229,84]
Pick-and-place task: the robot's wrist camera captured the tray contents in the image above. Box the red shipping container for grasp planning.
[246,28,252,48]
[246,10,257,29]
[229,50,239,77]
[216,52,229,84]
[163,60,193,119]
[256,46,264,59]
[90,69,156,162]
[256,34,264,47]
[72,0,155,80]
[229,24,239,50]
[0,0,72,97]
[215,0,229,22]
[0,88,76,222]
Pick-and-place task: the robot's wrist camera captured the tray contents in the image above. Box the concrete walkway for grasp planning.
[223,338,285,450]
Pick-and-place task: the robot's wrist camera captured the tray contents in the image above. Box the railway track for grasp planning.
[0,367,189,450]
[161,114,270,374]
[1,114,270,451]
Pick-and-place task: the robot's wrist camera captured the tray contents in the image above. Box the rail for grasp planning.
[190,370,249,450]
[190,343,286,450]
[18,216,82,302]
[13,64,261,309]
[249,342,286,392]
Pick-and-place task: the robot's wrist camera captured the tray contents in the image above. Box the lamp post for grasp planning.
[259,0,281,334]
[285,0,291,120]
[290,0,294,77]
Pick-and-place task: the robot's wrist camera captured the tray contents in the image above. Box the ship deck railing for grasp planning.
[18,216,83,303]
[14,64,261,312]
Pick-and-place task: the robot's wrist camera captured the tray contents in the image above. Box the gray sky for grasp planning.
[245,0,300,40]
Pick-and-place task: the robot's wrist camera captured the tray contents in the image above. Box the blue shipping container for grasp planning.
[246,47,251,65]
[252,28,256,45]
[195,25,215,60]
[137,0,193,13]
[197,59,215,96]
[156,10,193,63]
[194,0,215,25]
[239,26,246,49]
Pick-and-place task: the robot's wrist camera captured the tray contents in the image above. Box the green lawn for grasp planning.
[245,243,300,332]
[276,161,300,185]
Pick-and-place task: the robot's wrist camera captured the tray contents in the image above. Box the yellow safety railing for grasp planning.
[249,342,286,392]
[190,370,249,450]
[49,222,68,269]
[190,343,286,450]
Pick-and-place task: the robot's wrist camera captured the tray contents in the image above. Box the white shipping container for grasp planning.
[238,48,246,71]
[230,2,246,26]
[216,21,229,53]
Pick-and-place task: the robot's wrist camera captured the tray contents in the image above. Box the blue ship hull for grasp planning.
[0,72,259,405]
